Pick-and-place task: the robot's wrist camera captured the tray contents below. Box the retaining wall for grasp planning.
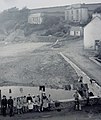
[50,96,101,111]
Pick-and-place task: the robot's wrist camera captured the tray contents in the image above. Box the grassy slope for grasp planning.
[0,45,78,88]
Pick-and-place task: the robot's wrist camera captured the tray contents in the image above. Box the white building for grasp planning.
[28,13,44,24]
[65,4,89,24]
[70,26,83,37]
[84,14,101,49]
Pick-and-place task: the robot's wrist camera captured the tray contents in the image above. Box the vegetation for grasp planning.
[42,15,70,36]
[94,6,101,13]
[0,7,68,37]
[0,7,29,34]
[42,15,61,28]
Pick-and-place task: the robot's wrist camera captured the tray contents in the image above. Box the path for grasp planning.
[60,39,101,88]
[60,52,101,97]
[62,40,101,85]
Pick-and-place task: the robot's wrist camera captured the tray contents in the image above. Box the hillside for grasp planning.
[0,6,65,42]
[0,7,29,41]
[0,3,101,43]
[0,42,78,88]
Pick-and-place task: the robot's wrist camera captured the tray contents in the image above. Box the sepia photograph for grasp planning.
[0,0,101,119]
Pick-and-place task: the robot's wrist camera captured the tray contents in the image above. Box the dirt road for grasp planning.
[1,105,101,120]
[62,39,101,86]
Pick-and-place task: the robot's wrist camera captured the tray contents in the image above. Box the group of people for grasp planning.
[73,76,94,111]
[1,93,53,117]
[1,76,95,116]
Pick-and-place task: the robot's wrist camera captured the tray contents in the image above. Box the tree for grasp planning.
[0,7,30,34]
[42,15,60,28]
[94,6,101,13]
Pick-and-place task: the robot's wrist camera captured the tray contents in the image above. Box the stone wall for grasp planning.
[50,96,101,111]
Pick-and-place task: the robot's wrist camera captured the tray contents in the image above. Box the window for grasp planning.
[9,89,12,93]
[76,9,79,21]
[20,88,23,93]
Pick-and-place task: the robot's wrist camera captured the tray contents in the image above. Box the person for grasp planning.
[78,84,83,97]
[47,94,53,111]
[23,96,28,113]
[17,97,22,114]
[81,84,87,98]
[28,99,33,112]
[42,93,48,111]
[8,96,14,117]
[32,96,37,111]
[1,95,7,116]
[85,90,90,105]
[73,91,81,110]
[35,95,41,112]
[20,96,24,113]
[13,98,17,114]
[27,94,33,103]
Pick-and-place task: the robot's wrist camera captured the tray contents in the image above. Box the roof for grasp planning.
[84,3,101,11]
[66,4,88,10]
[84,16,101,28]
[66,3,101,11]
[70,26,83,31]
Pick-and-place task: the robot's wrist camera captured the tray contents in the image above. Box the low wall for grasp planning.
[50,96,101,111]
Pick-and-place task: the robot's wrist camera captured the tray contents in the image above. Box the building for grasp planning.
[65,3,101,24]
[70,26,83,37]
[65,4,89,24]
[84,14,101,49]
[28,13,44,24]
[28,3,101,25]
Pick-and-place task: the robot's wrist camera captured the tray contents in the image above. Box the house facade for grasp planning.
[65,4,89,24]
[70,26,83,37]
[28,13,44,24]
[84,14,101,49]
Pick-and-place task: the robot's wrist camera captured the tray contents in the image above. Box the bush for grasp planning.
[94,7,101,13]
[43,21,70,37]
[42,15,60,28]
[53,32,64,37]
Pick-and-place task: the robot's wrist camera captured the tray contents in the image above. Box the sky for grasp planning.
[0,0,101,12]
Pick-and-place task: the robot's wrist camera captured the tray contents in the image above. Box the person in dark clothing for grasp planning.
[27,94,33,103]
[1,95,7,116]
[8,96,14,117]
[41,93,48,111]
[73,91,81,110]
[85,90,90,106]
